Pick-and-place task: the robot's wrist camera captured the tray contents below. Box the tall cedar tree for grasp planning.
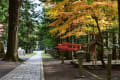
[4,0,21,61]
[118,0,120,58]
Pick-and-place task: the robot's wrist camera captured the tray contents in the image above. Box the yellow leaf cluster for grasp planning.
[46,0,117,38]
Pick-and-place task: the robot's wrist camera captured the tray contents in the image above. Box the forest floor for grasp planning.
[43,54,120,80]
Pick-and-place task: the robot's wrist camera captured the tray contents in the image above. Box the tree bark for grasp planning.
[86,33,90,62]
[94,17,106,67]
[112,32,117,59]
[105,32,109,48]
[4,0,21,61]
[107,54,112,80]
[65,37,72,59]
[117,0,120,59]
[0,41,5,58]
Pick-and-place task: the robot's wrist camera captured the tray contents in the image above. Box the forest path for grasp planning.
[0,51,44,80]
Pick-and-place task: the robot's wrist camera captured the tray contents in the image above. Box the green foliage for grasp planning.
[18,0,42,51]
[0,0,8,23]
[42,51,53,58]
[0,0,9,40]
[42,37,56,48]
[38,10,57,48]
[86,0,93,5]
[78,36,87,44]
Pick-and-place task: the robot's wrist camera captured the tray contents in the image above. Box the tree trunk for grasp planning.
[105,32,109,48]
[3,0,21,61]
[94,17,106,67]
[86,33,90,62]
[117,0,120,59]
[112,32,117,59]
[65,37,72,59]
[56,37,61,58]
[0,41,5,58]
[107,54,112,80]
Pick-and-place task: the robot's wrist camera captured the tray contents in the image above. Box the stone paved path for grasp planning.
[0,51,44,80]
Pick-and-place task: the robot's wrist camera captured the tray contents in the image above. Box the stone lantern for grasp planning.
[76,50,86,78]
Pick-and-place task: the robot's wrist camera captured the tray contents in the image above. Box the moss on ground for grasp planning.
[41,51,53,59]
[19,52,36,58]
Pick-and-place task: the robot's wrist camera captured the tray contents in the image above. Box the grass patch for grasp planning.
[19,52,36,58]
[42,52,53,59]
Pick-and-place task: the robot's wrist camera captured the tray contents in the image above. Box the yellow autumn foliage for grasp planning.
[46,0,118,38]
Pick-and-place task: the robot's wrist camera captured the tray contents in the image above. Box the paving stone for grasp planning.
[0,51,44,80]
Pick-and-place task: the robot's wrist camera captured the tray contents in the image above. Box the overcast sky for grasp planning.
[29,0,44,22]
[30,0,44,11]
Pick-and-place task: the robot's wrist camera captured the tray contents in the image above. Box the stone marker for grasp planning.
[18,47,25,56]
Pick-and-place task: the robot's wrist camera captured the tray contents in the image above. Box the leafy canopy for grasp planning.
[46,0,117,39]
